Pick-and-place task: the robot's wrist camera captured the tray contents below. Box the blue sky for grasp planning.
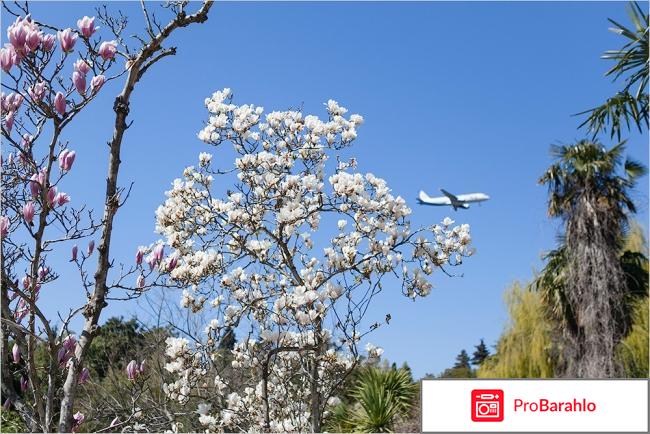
[3,1,648,378]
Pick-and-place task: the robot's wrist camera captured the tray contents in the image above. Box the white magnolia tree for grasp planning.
[154,89,473,432]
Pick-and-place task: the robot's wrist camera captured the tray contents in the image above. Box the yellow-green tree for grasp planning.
[478,282,558,378]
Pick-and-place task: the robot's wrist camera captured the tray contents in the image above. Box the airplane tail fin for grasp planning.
[418,190,431,203]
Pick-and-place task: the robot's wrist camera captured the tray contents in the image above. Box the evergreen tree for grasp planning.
[453,350,471,369]
[471,339,490,366]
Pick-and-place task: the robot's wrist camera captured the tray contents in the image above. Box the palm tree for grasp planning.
[326,367,417,433]
[538,140,646,377]
[578,2,649,140]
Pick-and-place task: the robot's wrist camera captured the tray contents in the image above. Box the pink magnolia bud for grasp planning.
[25,30,42,52]
[57,28,77,53]
[54,192,70,207]
[87,240,95,256]
[0,45,17,72]
[73,59,91,75]
[28,81,47,102]
[46,186,57,206]
[98,40,117,61]
[135,248,144,265]
[5,112,14,133]
[73,411,84,427]
[29,171,45,197]
[41,34,55,51]
[38,266,49,280]
[110,417,120,428]
[63,334,77,353]
[21,275,30,289]
[54,92,66,115]
[76,16,97,38]
[78,367,90,384]
[57,347,68,365]
[12,343,20,363]
[153,243,164,264]
[138,360,146,375]
[58,149,76,171]
[20,134,33,149]
[23,202,35,225]
[168,256,178,271]
[0,216,9,238]
[90,75,105,94]
[72,71,86,96]
[71,245,78,261]
[146,255,156,270]
[20,376,28,391]
[126,359,138,380]
[136,274,145,289]
[3,398,11,410]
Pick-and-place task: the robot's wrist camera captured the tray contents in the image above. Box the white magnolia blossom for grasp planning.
[155,89,473,432]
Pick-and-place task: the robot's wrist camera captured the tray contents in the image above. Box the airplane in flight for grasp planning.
[417,189,490,211]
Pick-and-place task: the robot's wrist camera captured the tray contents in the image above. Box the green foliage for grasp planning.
[478,282,558,378]
[578,2,649,139]
[85,317,147,379]
[326,367,417,433]
[0,409,26,433]
[616,297,649,377]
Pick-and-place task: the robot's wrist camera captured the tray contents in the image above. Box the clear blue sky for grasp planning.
[4,2,648,378]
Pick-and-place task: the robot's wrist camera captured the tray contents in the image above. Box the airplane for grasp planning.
[417,189,490,211]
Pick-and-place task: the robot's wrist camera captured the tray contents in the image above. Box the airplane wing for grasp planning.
[440,189,458,202]
[455,193,487,202]
[418,190,451,205]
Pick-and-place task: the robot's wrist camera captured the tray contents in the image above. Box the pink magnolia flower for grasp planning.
[20,134,33,149]
[25,30,42,52]
[54,192,70,207]
[7,19,27,51]
[23,202,35,225]
[1,216,10,238]
[63,334,77,353]
[126,360,138,380]
[57,28,77,53]
[54,92,66,115]
[98,40,117,60]
[12,343,20,363]
[41,34,55,51]
[71,245,78,261]
[5,92,24,111]
[72,71,86,96]
[0,45,17,72]
[73,59,91,74]
[46,186,57,206]
[139,360,146,375]
[87,240,95,255]
[136,274,145,289]
[58,149,76,171]
[135,248,144,265]
[76,16,97,38]
[78,367,90,384]
[28,81,47,103]
[90,75,105,94]
[20,377,28,392]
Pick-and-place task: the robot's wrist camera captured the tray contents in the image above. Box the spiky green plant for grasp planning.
[578,2,649,139]
[328,367,417,433]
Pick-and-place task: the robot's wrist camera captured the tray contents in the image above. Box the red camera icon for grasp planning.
[471,389,504,422]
